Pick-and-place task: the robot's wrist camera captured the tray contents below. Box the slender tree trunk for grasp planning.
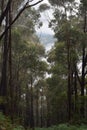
[46,100,50,127]
[15,68,21,121]
[81,46,85,96]
[80,9,87,118]
[0,11,9,114]
[36,88,39,127]
[30,76,34,130]
[40,89,43,127]
[67,40,72,121]
[74,65,77,113]
[24,84,31,129]
[8,0,14,123]
[80,46,85,118]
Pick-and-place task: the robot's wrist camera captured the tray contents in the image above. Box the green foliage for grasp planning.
[13,126,24,130]
[0,112,6,121]
[0,112,24,130]
[36,124,87,130]
[0,112,12,130]
[39,4,50,12]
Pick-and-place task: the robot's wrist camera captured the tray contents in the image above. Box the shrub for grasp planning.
[0,112,24,130]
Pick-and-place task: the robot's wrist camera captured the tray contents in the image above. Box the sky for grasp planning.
[33,0,55,51]
[35,0,80,35]
[37,10,54,34]
[35,0,54,35]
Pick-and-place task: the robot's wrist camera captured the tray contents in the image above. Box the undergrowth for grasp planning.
[36,124,87,130]
[0,112,24,130]
[0,112,87,130]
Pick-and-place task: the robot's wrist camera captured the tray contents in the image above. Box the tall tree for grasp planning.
[0,0,43,118]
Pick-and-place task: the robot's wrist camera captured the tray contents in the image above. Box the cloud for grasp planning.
[35,0,54,34]
[36,22,54,34]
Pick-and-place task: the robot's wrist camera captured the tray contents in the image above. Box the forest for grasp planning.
[0,0,87,130]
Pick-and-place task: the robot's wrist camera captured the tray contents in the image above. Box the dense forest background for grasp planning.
[0,0,87,130]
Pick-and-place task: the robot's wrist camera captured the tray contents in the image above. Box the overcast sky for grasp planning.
[35,0,80,34]
[35,0,54,34]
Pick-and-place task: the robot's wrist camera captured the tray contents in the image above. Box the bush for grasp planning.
[0,112,12,130]
[57,124,69,130]
[13,125,24,130]
[0,112,24,130]
[35,124,87,130]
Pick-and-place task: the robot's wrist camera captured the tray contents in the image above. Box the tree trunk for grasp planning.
[0,10,9,114]
[36,88,39,127]
[74,65,78,113]
[24,84,31,129]
[8,0,14,123]
[67,40,72,121]
[80,9,87,118]
[30,76,34,130]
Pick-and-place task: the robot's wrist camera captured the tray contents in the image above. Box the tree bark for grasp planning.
[8,0,14,123]
[0,10,9,114]
[74,65,78,113]
[67,40,72,121]
[80,9,87,118]
[24,84,31,129]
[36,88,39,127]
[30,75,34,130]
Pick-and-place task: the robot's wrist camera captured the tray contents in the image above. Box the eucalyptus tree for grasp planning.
[78,0,87,118]
[22,42,47,129]
[0,0,43,38]
[47,0,87,121]
[10,26,48,127]
[47,41,70,124]
[0,0,44,118]
[34,79,48,127]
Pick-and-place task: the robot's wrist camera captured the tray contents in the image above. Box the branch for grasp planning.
[0,0,43,40]
[26,0,43,8]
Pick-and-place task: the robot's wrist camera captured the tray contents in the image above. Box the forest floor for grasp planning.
[0,112,87,130]
[1,123,87,130]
